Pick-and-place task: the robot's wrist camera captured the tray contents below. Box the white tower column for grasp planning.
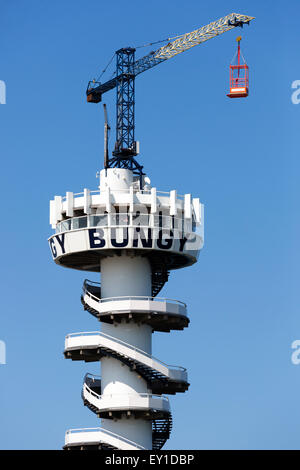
[100,254,153,448]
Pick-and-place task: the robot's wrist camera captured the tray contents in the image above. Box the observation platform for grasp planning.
[49,185,204,272]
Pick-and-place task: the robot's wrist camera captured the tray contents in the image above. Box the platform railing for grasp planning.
[56,213,197,234]
[65,427,146,450]
[65,330,186,373]
[61,189,186,202]
[82,279,187,308]
[82,382,170,407]
[84,372,101,385]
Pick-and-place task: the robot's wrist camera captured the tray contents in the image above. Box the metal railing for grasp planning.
[56,213,193,234]
[61,190,100,202]
[82,279,187,308]
[66,330,186,372]
[83,382,169,407]
[84,372,101,385]
[61,189,185,202]
[65,427,146,450]
[83,279,100,289]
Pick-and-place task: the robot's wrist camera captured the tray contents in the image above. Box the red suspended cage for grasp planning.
[227,36,249,98]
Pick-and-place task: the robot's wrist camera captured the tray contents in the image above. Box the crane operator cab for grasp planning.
[227,36,249,98]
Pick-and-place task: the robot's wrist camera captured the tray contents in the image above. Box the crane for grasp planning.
[86,12,255,183]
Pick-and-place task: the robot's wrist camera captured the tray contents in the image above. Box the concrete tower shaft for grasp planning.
[101,253,153,449]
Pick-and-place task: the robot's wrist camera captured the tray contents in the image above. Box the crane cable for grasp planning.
[96,34,184,82]
[135,34,182,50]
[95,53,116,83]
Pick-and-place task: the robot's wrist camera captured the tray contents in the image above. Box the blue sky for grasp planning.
[1,0,300,450]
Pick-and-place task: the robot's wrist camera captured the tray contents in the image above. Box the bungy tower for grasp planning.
[49,165,204,450]
[47,12,258,449]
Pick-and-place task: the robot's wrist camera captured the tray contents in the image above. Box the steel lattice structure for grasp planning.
[86,12,255,177]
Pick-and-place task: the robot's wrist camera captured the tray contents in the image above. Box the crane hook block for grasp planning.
[227,37,249,98]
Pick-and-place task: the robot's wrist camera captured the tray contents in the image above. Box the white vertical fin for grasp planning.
[170,190,177,216]
[200,203,204,241]
[54,195,63,222]
[192,198,201,223]
[66,192,74,217]
[106,187,111,213]
[151,187,157,214]
[129,185,134,213]
[184,194,192,219]
[84,188,91,215]
[50,200,56,228]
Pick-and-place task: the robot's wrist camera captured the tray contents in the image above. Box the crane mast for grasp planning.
[103,103,110,169]
[86,12,255,180]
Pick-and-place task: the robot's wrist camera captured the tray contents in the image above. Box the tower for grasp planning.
[49,164,204,449]
[47,12,256,449]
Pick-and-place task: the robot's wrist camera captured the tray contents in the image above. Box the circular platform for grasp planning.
[49,220,202,272]
[82,288,189,332]
[64,428,145,450]
[82,385,170,420]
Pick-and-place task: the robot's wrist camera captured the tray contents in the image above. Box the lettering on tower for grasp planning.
[49,227,201,260]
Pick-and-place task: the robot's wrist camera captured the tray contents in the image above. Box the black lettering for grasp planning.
[55,234,66,254]
[179,236,188,252]
[49,238,57,258]
[111,228,129,248]
[157,229,173,250]
[133,227,153,248]
[89,228,105,248]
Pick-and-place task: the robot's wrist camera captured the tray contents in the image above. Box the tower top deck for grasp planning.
[49,168,204,272]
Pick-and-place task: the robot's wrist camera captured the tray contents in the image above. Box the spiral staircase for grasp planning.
[81,374,173,450]
[64,277,189,450]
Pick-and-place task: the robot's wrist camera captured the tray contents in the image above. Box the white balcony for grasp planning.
[65,427,145,450]
[82,384,170,415]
